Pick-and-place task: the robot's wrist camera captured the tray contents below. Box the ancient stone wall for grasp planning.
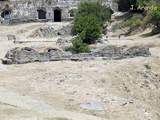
[0,0,118,23]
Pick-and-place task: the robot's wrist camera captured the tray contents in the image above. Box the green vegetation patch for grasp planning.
[68,2,113,53]
[119,0,160,35]
[120,14,143,28]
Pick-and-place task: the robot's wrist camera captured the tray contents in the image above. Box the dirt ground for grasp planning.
[0,22,160,120]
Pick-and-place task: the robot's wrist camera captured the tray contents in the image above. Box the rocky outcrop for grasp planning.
[2,46,151,64]
[56,24,73,36]
[93,46,151,59]
[2,47,72,64]
[28,24,73,38]
[28,26,56,38]
[56,37,72,50]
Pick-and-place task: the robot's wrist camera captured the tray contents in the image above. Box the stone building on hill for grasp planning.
[0,0,119,24]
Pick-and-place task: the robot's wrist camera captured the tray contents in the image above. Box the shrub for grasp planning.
[83,21,101,44]
[74,15,101,44]
[68,36,90,54]
[143,4,160,30]
[74,12,103,34]
[74,2,113,44]
[136,0,150,6]
[76,2,113,24]
[149,5,160,27]
[69,1,113,53]
[120,14,143,28]
[74,15,88,34]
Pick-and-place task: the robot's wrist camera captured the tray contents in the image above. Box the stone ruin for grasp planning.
[2,46,151,64]
[0,0,119,24]
[0,0,134,24]
[0,0,140,65]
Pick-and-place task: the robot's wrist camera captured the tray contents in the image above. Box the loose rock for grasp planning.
[28,26,56,38]
[56,24,73,36]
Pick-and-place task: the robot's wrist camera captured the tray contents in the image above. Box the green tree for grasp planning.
[69,36,90,53]
[74,15,101,44]
[68,1,113,53]
[76,2,113,24]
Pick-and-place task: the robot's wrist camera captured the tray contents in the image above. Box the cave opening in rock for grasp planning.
[1,9,11,18]
[54,9,61,22]
[118,0,131,12]
[37,9,46,19]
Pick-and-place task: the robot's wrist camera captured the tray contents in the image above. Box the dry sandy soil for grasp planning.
[0,22,160,120]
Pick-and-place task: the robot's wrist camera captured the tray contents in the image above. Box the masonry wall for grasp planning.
[0,0,118,23]
[12,2,37,20]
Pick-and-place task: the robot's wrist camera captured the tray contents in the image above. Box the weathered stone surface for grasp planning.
[7,34,16,41]
[56,24,73,36]
[56,37,72,50]
[0,0,117,24]
[93,46,151,59]
[4,47,40,64]
[28,26,56,38]
[2,46,151,64]
[122,46,151,58]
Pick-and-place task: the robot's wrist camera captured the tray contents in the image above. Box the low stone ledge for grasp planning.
[2,46,151,64]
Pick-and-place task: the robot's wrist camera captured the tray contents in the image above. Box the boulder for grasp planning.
[4,47,40,64]
[2,47,72,64]
[122,46,151,58]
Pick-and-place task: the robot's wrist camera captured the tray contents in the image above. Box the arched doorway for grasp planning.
[37,9,46,19]
[1,9,11,18]
[54,9,61,22]
[118,0,131,12]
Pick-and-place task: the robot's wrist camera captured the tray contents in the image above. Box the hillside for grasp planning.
[0,1,160,120]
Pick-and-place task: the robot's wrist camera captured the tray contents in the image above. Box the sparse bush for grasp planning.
[143,4,160,33]
[120,2,160,35]
[69,1,113,53]
[148,5,160,27]
[120,14,143,28]
[68,36,90,54]
[74,15,101,44]
[136,0,157,6]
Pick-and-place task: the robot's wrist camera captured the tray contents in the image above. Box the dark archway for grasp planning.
[118,0,131,12]
[37,9,46,19]
[1,9,11,18]
[54,9,61,22]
